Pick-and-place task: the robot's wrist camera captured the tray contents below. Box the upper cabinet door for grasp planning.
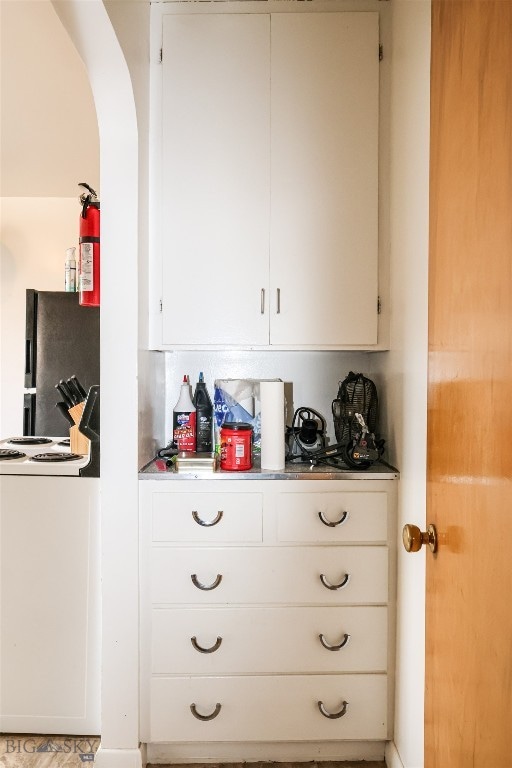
[161,14,270,346]
[269,13,379,346]
[156,10,380,350]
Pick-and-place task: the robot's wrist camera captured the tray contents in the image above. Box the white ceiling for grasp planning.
[0,0,99,197]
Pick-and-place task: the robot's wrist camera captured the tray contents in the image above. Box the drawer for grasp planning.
[150,674,387,742]
[151,492,263,543]
[277,492,387,543]
[150,546,388,605]
[152,606,388,674]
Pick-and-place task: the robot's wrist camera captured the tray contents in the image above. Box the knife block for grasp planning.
[68,402,90,455]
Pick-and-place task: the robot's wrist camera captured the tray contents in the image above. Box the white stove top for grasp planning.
[0,437,90,476]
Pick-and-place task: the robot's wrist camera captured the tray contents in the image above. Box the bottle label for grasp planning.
[196,412,213,452]
[220,432,252,470]
[173,411,196,451]
[65,264,77,292]
[80,243,94,291]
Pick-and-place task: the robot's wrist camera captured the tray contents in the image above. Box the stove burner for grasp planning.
[0,448,27,460]
[8,437,53,446]
[31,452,83,463]
[58,438,71,446]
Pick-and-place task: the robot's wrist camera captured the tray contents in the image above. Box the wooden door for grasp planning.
[426,1,512,765]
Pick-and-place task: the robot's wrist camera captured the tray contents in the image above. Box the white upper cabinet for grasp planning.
[152,10,379,349]
[270,13,379,347]
[160,14,271,347]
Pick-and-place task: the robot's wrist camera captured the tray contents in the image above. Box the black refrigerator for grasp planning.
[24,289,100,437]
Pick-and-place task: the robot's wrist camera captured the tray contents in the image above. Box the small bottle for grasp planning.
[64,247,77,292]
[173,374,196,452]
[194,372,213,453]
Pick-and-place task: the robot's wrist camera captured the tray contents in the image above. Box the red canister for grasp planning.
[220,422,253,471]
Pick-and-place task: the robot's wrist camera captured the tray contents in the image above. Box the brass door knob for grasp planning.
[402,523,438,554]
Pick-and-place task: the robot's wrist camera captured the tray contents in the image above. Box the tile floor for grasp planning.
[0,737,386,768]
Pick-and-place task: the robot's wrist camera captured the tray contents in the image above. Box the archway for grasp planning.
[52,2,142,765]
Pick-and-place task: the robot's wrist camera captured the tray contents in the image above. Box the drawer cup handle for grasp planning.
[319,632,351,651]
[191,636,223,654]
[190,702,222,721]
[318,700,349,719]
[192,510,223,527]
[191,573,223,591]
[320,573,351,590]
[318,509,349,528]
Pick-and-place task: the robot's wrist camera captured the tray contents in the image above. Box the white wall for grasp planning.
[0,0,99,197]
[382,2,431,767]
[52,3,144,766]
[163,350,378,450]
[102,0,165,466]
[0,198,79,436]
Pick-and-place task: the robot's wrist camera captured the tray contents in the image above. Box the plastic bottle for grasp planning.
[64,247,77,292]
[172,375,196,452]
[194,372,213,453]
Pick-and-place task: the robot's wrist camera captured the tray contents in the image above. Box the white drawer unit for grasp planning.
[150,674,388,742]
[152,606,388,675]
[151,546,388,605]
[139,477,397,760]
[152,491,263,543]
[276,491,388,543]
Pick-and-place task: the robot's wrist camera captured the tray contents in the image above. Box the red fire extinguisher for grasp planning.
[78,182,100,307]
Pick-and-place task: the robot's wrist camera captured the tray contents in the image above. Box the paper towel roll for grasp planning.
[260,380,285,470]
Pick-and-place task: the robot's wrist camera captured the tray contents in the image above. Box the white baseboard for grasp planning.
[146,740,386,764]
[94,745,144,768]
[385,741,406,768]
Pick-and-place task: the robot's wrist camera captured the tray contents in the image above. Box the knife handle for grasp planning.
[67,377,85,404]
[60,378,79,405]
[56,401,75,425]
[56,382,74,409]
[69,375,88,400]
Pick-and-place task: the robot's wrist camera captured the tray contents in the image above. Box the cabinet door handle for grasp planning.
[320,573,351,590]
[318,510,349,528]
[191,574,223,591]
[261,288,265,314]
[192,510,223,527]
[190,702,222,721]
[319,632,351,651]
[191,636,223,654]
[276,288,281,314]
[318,700,349,719]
